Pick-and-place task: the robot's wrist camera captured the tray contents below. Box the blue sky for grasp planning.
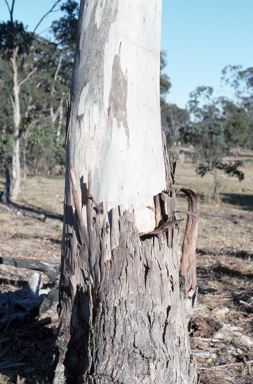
[1,0,253,109]
[161,0,253,107]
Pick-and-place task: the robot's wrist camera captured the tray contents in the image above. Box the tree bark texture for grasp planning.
[53,1,198,383]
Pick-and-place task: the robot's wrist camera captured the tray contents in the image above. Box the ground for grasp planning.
[0,150,253,383]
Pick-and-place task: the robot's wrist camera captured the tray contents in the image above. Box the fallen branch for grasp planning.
[28,314,59,328]
[197,359,253,371]
[240,300,253,309]
[0,256,59,284]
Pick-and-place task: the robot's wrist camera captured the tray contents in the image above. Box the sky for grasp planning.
[1,0,253,109]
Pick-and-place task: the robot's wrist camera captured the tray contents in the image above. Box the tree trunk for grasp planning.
[1,167,10,202]
[53,1,198,383]
[10,47,21,200]
[56,94,64,146]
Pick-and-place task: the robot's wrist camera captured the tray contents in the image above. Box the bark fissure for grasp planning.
[54,177,197,383]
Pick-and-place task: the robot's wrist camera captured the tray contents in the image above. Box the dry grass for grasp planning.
[0,151,253,383]
[0,176,64,263]
[175,150,253,383]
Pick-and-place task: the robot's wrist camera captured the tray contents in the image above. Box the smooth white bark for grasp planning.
[68,0,165,233]
[10,47,21,200]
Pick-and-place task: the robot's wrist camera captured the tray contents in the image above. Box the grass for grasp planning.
[0,150,253,383]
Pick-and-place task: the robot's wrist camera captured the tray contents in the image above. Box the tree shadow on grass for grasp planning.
[197,248,253,261]
[212,264,253,280]
[0,323,57,383]
[221,193,253,211]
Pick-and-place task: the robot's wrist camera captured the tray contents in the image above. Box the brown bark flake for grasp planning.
[54,183,197,383]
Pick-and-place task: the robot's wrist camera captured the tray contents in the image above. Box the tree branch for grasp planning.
[10,0,16,23]
[4,0,11,19]
[32,0,63,34]
[18,67,37,88]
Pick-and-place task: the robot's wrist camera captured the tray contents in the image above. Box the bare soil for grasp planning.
[0,151,253,383]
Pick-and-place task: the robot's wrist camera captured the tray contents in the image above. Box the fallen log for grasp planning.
[0,256,60,284]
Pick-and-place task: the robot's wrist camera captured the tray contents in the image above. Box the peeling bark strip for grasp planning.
[174,188,200,296]
[53,185,197,384]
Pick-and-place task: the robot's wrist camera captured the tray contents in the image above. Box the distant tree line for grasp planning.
[161,55,253,164]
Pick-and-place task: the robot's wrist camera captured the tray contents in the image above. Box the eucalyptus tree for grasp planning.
[0,0,63,198]
[221,65,253,149]
[53,1,198,383]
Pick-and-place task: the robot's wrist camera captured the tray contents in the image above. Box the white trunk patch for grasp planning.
[95,0,105,29]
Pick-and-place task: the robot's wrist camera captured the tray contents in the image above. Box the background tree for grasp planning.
[53,1,198,383]
[184,86,227,163]
[160,52,189,145]
[0,0,65,198]
[221,65,253,150]
[0,0,82,189]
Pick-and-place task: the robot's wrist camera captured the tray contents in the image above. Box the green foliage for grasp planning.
[224,113,250,147]
[160,52,189,145]
[0,0,81,176]
[221,65,253,149]
[0,21,33,59]
[0,131,12,167]
[161,102,190,145]
[196,159,244,200]
[197,160,244,181]
[188,86,214,121]
[25,122,65,174]
[51,0,79,48]
[184,120,227,162]
[160,51,171,97]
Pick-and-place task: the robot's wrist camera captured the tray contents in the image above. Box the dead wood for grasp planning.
[16,375,26,384]
[197,359,253,371]
[28,314,59,328]
[175,187,200,296]
[190,316,223,338]
[0,256,60,284]
[53,179,197,383]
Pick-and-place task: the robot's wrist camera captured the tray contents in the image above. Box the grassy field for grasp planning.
[0,151,253,383]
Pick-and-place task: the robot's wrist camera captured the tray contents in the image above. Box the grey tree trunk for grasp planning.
[10,47,21,200]
[53,1,198,383]
[9,47,36,199]
[1,167,10,202]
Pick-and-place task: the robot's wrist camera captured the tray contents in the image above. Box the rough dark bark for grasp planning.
[53,166,198,384]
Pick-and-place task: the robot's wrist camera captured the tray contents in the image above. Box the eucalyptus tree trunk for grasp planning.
[9,47,36,199]
[56,95,64,146]
[10,47,21,200]
[53,1,198,383]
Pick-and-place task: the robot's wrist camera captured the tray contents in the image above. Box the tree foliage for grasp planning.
[0,0,79,177]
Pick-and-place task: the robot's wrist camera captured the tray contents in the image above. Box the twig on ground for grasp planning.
[197,359,253,371]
